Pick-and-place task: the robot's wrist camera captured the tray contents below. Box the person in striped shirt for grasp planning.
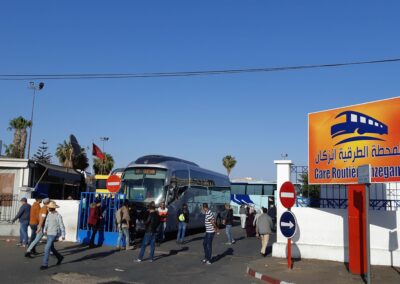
[202,203,219,264]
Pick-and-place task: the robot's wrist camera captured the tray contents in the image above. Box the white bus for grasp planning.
[230,180,277,217]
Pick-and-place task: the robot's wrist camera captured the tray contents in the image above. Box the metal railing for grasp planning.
[78,192,126,232]
[0,195,19,222]
[296,197,400,211]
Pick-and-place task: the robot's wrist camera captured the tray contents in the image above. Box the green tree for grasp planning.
[33,140,52,164]
[222,155,237,177]
[299,172,320,198]
[93,153,114,175]
[73,148,89,171]
[7,116,32,158]
[55,140,89,170]
[55,140,73,168]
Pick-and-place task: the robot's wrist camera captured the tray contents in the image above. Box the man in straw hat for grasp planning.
[40,201,65,270]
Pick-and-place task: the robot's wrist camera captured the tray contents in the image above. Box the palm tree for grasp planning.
[55,140,89,171]
[7,116,32,158]
[93,153,114,175]
[222,155,237,177]
[73,148,89,171]
[55,140,73,168]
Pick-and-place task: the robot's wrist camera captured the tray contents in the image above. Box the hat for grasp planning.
[42,198,50,204]
[47,201,60,209]
[20,197,27,202]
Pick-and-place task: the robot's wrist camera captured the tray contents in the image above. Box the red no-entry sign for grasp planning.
[279,181,296,209]
[106,175,121,193]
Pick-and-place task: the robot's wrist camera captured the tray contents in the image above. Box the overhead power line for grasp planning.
[0,57,399,81]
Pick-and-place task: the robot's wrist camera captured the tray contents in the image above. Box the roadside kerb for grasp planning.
[246,266,294,284]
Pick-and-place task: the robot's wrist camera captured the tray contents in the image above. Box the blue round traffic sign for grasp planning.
[279,211,297,239]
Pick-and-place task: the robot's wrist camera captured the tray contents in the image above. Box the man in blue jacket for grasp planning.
[12,197,31,247]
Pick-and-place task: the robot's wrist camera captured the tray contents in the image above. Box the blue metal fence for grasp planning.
[296,197,400,211]
[77,192,126,246]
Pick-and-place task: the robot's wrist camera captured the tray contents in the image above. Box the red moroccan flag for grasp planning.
[92,143,105,160]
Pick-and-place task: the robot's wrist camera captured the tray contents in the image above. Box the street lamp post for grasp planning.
[100,137,109,153]
[27,82,45,159]
[100,137,109,174]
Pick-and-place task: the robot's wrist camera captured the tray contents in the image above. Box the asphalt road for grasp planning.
[0,225,275,284]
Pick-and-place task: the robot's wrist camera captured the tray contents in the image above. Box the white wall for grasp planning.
[273,161,400,267]
[272,204,400,266]
[27,199,80,242]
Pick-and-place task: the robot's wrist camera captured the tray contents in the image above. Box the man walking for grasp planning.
[176,203,189,244]
[28,196,42,252]
[41,201,65,270]
[256,207,274,257]
[116,200,133,250]
[25,198,50,257]
[137,204,160,262]
[156,201,168,245]
[12,197,31,247]
[223,204,235,245]
[202,203,219,265]
[88,199,102,248]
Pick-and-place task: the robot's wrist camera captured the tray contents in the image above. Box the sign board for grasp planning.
[358,165,371,184]
[106,175,121,193]
[309,97,400,184]
[280,211,297,239]
[279,181,296,209]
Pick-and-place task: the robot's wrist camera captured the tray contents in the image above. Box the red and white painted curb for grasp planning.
[246,267,294,284]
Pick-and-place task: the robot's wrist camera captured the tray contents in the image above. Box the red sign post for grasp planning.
[279,181,296,269]
[106,175,121,193]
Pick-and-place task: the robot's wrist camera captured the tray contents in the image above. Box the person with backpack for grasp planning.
[116,200,133,251]
[136,204,160,262]
[176,204,190,244]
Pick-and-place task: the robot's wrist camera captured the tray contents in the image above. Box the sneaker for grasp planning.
[56,256,64,265]
[225,242,232,245]
[136,259,142,263]
[40,266,48,270]
[25,252,32,258]
[126,246,134,250]
[202,259,207,263]
[206,261,212,265]
[16,243,22,247]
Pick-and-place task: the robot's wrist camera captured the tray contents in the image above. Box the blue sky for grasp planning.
[0,1,399,180]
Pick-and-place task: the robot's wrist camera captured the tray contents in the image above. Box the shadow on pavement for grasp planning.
[65,249,117,264]
[213,248,234,262]
[156,246,189,260]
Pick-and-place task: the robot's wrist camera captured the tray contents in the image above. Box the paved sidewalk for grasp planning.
[247,257,400,284]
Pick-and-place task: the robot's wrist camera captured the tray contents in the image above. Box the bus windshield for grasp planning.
[123,168,167,204]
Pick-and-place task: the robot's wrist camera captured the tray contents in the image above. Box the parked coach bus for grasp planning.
[230,180,277,217]
[119,155,231,232]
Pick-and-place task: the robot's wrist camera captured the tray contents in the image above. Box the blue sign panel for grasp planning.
[280,211,297,239]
